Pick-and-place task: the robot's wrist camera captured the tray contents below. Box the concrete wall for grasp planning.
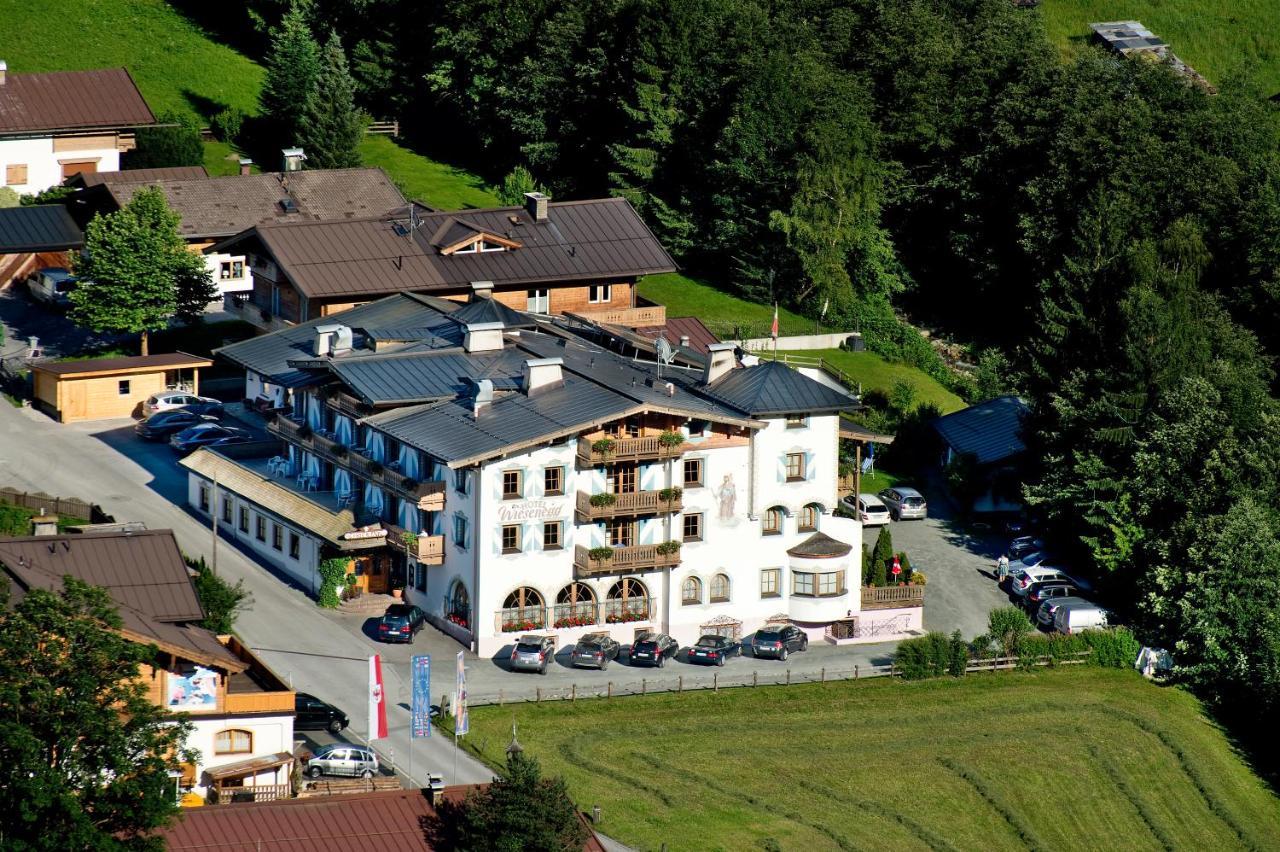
[740,332,861,352]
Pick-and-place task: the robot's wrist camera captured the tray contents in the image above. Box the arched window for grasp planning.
[763,506,785,536]
[799,503,821,532]
[447,581,470,630]
[681,576,703,606]
[214,729,252,755]
[501,587,544,630]
[555,582,596,627]
[710,573,730,603]
[606,578,650,622]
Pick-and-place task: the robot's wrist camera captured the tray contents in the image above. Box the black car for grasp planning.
[1024,581,1079,613]
[569,632,621,670]
[751,625,808,660]
[629,632,679,667]
[377,604,426,643]
[134,409,218,440]
[687,634,741,666]
[294,692,349,734]
[179,400,225,418]
[169,423,252,454]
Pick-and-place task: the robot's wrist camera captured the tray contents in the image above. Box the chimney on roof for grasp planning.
[0,60,7,86]
[522,357,564,397]
[314,324,353,357]
[238,157,253,176]
[472,378,494,417]
[470,281,494,302]
[679,335,690,348]
[524,192,549,223]
[464,322,504,354]
[702,342,737,386]
[282,148,306,172]
[31,513,58,537]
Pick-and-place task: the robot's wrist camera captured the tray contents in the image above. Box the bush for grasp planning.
[128,110,203,169]
[861,547,871,586]
[948,630,969,676]
[1084,627,1141,668]
[317,557,348,608]
[988,606,1033,656]
[895,632,958,679]
[897,552,913,583]
[211,106,245,142]
[188,556,250,634]
[909,569,927,586]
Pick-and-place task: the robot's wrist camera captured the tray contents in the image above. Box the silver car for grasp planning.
[509,634,555,675]
[878,487,928,520]
[1036,595,1090,628]
[306,743,378,778]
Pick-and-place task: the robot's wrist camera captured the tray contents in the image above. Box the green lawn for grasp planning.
[789,348,965,413]
[358,137,499,210]
[1039,0,1280,96]
[465,668,1280,851]
[638,272,813,338]
[0,0,262,119]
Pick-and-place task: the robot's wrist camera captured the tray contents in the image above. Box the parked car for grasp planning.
[750,625,808,660]
[179,400,225,418]
[878,487,928,521]
[629,632,679,667]
[1012,551,1059,572]
[509,634,556,674]
[305,743,378,779]
[169,423,252,454]
[1008,535,1045,558]
[570,632,620,670]
[294,692,349,734]
[134,409,219,440]
[1023,581,1079,613]
[27,268,76,308]
[143,391,221,418]
[840,493,891,526]
[687,634,741,666]
[1054,601,1112,635]
[1010,566,1072,598]
[377,603,426,644]
[1036,595,1090,628]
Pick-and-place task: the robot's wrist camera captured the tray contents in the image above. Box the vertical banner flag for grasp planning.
[411,655,432,739]
[455,650,469,736]
[368,654,388,741]
[770,303,779,340]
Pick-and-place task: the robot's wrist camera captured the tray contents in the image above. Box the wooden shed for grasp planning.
[31,352,212,422]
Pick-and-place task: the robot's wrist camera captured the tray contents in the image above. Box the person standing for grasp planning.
[996,553,1010,582]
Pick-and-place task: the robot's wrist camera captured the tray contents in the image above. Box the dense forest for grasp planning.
[222,0,1280,728]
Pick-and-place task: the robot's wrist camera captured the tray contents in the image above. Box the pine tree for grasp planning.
[260,1,321,149]
[452,750,587,851]
[498,165,548,206]
[298,32,365,169]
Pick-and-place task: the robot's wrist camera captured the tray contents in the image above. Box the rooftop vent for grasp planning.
[679,335,690,348]
[279,197,298,214]
[470,281,494,301]
[314,323,353,357]
[464,321,504,354]
[702,342,737,386]
[472,378,494,417]
[31,513,58,537]
[282,147,306,172]
[522,357,564,397]
[524,191,549,223]
[238,157,253,176]
[0,60,7,86]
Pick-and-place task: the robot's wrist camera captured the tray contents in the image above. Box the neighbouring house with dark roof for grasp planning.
[932,395,1029,514]
[0,527,296,803]
[181,289,905,659]
[207,192,678,332]
[67,163,408,304]
[0,203,83,288]
[0,64,156,193]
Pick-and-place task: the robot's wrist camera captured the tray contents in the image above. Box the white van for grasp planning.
[1054,601,1111,634]
[27,268,77,308]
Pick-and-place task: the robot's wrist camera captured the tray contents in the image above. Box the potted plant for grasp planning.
[592,437,616,457]
[400,530,419,555]
[589,493,618,508]
[658,486,682,504]
[588,546,615,563]
[369,460,384,475]
[402,477,419,491]
[331,443,348,458]
[655,540,682,556]
[296,424,312,439]
[658,429,685,449]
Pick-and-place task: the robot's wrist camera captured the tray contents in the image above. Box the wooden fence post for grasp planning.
[536,687,542,703]
[753,671,758,687]
[820,667,825,683]
[678,675,683,693]
[642,678,647,696]
[571,684,576,703]
[713,673,718,692]
[607,682,613,699]
[786,668,791,686]
[498,689,504,706]
[855,664,859,680]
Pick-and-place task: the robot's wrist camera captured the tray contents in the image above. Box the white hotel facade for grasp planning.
[190,293,889,657]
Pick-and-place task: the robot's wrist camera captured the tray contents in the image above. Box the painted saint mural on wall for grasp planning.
[717,474,736,522]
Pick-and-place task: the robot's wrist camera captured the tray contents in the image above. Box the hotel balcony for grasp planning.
[573,297,666,328]
[222,293,294,333]
[574,488,683,522]
[574,543,681,577]
[575,434,688,467]
[219,636,295,716]
[385,523,446,566]
[267,415,446,511]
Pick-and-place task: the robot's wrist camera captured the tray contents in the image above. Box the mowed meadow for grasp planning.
[464,668,1280,851]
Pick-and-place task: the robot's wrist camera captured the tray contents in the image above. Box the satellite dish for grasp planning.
[655,335,675,365]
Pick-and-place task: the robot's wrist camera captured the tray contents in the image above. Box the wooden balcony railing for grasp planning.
[573,303,666,328]
[224,691,297,715]
[574,488,683,522]
[576,435,687,466]
[574,544,681,577]
[385,525,445,566]
[861,585,925,610]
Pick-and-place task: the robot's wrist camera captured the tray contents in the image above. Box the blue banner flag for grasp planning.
[455,650,469,736]
[411,655,431,739]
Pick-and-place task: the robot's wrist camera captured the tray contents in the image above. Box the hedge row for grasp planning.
[895,627,1141,681]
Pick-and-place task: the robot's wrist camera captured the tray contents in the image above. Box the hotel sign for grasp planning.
[496,500,564,523]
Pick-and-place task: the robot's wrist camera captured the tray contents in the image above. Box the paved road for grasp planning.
[0,402,495,788]
[0,287,123,361]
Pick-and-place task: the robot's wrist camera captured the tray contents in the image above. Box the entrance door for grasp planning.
[365,556,389,594]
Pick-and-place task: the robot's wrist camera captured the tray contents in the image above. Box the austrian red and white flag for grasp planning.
[368,654,388,741]
[770,304,779,340]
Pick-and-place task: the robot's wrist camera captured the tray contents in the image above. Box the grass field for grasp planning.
[465,668,1280,851]
[358,137,499,210]
[638,273,814,338]
[1040,0,1280,96]
[787,348,965,413]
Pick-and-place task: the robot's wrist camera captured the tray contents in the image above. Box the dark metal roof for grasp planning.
[0,204,83,251]
[69,166,208,187]
[330,349,528,406]
[221,197,677,299]
[449,296,537,329]
[0,529,203,621]
[932,395,1026,465]
[0,68,156,134]
[635,316,720,355]
[31,352,211,376]
[787,531,853,558]
[702,360,855,416]
[90,168,407,240]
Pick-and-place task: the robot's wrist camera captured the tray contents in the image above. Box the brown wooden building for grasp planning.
[31,352,211,422]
